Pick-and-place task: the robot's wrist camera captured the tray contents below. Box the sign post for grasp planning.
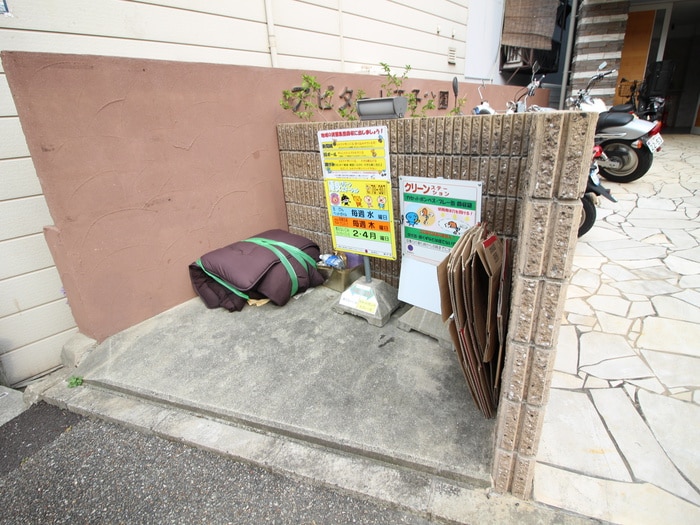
[317,126,400,326]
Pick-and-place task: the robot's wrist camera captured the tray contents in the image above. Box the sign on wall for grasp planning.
[399,176,482,263]
[323,178,395,258]
[398,176,482,313]
[318,125,390,179]
[318,126,397,260]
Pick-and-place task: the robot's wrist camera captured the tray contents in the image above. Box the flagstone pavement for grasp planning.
[533,134,700,524]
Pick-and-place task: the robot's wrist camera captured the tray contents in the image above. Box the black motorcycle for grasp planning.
[611,78,666,122]
[579,146,617,237]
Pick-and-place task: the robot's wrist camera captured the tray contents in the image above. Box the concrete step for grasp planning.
[30,372,591,525]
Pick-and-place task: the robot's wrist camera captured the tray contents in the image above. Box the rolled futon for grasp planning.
[189,229,325,311]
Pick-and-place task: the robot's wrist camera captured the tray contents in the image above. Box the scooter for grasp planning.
[472,82,497,115]
[579,145,617,237]
[566,62,663,183]
[506,62,548,114]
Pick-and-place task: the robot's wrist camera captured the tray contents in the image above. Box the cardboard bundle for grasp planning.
[438,224,511,418]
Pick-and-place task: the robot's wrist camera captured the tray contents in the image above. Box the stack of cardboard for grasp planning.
[438,224,511,418]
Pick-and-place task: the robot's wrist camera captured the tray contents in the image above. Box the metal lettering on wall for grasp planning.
[288,84,454,112]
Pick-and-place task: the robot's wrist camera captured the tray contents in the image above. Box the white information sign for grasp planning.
[318,126,390,180]
[398,176,482,313]
[399,176,482,263]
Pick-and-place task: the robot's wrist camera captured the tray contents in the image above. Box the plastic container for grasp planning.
[319,254,346,270]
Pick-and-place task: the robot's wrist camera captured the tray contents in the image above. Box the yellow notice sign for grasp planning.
[318,126,390,180]
[323,178,396,260]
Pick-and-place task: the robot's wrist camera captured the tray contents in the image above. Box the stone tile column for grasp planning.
[492,111,597,497]
[568,0,630,104]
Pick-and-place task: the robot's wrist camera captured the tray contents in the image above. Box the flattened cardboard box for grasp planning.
[437,225,509,418]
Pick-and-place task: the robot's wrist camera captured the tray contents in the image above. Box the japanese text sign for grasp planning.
[323,178,396,259]
[399,176,482,264]
[318,126,390,180]
[318,126,396,260]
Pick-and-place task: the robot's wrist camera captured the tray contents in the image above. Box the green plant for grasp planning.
[280,75,369,121]
[448,96,467,115]
[379,62,411,96]
[380,64,443,117]
[337,88,366,121]
[280,74,333,121]
[67,375,83,388]
[407,91,437,117]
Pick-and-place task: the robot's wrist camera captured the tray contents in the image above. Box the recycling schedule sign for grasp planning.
[318,126,396,260]
[399,176,482,263]
[398,176,482,314]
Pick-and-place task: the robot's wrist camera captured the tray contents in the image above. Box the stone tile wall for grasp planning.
[276,111,597,498]
[569,0,630,104]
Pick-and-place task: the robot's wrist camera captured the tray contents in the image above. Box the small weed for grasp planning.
[280,74,332,121]
[67,376,84,388]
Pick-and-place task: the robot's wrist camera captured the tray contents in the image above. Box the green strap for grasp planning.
[243,238,317,297]
[246,238,317,270]
[195,258,249,301]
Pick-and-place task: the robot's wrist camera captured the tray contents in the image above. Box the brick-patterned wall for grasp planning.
[278,115,535,286]
[569,0,630,104]
[277,111,597,498]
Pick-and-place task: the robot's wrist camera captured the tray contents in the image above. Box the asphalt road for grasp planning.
[0,402,437,524]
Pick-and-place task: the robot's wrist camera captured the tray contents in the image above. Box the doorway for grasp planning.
[622,1,700,133]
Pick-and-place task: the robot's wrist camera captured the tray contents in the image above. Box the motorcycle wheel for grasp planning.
[598,140,653,183]
[578,195,596,237]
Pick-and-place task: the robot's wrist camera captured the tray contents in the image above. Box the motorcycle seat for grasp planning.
[610,103,635,113]
[596,111,634,131]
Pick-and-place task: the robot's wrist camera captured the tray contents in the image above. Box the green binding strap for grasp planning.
[197,238,317,302]
[195,258,250,300]
[243,237,317,297]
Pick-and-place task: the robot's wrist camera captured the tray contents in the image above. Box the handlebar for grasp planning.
[582,68,618,93]
[591,69,616,82]
[568,64,619,108]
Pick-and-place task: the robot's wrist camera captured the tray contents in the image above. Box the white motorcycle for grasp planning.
[567,63,663,183]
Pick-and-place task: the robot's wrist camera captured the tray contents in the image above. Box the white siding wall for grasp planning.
[271,0,469,78]
[0,0,469,386]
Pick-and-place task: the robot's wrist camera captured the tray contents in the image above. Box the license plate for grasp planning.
[646,133,664,151]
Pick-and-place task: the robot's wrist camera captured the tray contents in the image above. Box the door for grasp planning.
[615,10,655,105]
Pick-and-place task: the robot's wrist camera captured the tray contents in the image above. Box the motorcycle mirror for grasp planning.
[532,61,540,74]
[598,61,607,70]
[478,80,486,102]
[452,77,459,98]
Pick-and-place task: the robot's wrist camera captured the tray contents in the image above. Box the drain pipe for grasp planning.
[264,0,278,67]
[559,0,579,109]
[338,1,345,71]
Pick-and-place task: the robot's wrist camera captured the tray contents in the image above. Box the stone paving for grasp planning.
[533,134,700,524]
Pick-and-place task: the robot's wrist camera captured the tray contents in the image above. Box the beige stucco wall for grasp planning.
[2,52,547,344]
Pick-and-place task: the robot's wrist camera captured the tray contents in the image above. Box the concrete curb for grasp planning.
[0,385,27,426]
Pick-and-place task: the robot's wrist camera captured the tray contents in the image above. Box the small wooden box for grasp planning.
[322,265,364,292]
